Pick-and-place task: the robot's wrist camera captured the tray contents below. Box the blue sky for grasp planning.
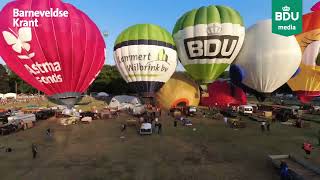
[0,0,319,68]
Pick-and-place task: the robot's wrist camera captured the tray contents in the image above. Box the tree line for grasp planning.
[0,64,135,94]
[0,64,292,95]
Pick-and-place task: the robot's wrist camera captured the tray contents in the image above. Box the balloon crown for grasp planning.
[207,24,222,35]
[282,5,290,12]
[311,1,320,11]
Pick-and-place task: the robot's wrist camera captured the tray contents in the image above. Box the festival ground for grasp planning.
[0,102,319,180]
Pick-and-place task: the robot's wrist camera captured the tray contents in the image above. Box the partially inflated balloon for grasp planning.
[156,72,200,110]
[201,80,246,108]
[173,5,245,85]
[230,20,301,99]
[0,0,106,107]
[114,24,177,97]
[288,4,320,103]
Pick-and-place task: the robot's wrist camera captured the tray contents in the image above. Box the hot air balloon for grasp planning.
[172,5,245,90]
[230,20,301,101]
[0,0,106,107]
[114,24,177,97]
[288,3,320,103]
[201,80,246,108]
[156,72,200,110]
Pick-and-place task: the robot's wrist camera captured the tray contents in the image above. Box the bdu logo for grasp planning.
[184,35,239,59]
[275,6,299,21]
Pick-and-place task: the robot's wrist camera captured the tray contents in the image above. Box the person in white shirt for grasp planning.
[224,117,228,126]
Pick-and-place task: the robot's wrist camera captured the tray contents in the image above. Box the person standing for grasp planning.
[31,144,38,159]
[266,121,271,132]
[223,116,228,127]
[154,118,159,133]
[174,119,177,127]
[46,128,51,138]
[158,122,162,134]
[296,117,302,128]
[280,161,289,180]
[120,123,127,139]
[261,121,266,132]
[121,123,126,132]
[303,141,313,159]
[202,112,206,118]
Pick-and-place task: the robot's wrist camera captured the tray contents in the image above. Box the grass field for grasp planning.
[0,111,319,180]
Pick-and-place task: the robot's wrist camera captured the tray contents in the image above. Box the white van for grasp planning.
[139,123,152,135]
[238,105,253,115]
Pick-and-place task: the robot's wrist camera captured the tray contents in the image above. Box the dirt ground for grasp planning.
[0,112,319,180]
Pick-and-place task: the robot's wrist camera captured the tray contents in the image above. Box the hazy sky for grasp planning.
[0,0,319,69]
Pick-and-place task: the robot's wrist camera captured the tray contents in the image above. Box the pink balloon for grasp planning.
[0,0,105,105]
[311,1,320,11]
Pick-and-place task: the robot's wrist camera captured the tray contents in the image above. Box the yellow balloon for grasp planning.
[156,72,200,110]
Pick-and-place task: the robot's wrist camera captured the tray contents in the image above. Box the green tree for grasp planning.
[6,66,37,94]
[0,64,10,93]
[89,65,134,94]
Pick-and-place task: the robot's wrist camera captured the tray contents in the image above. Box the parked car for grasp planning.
[185,106,197,116]
[35,109,55,120]
[7,113,36,125]
[0,112,10,124]
[0,124,19,135]
[80,111,99,120]
[182,118,192,126]
[312,106,320,112]
[139,123,152,135]
[220,109,238,118]
[238,105,253,115]
[274,109,292,122]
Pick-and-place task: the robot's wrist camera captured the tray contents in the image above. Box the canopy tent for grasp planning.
[108,95,141,110]
[4,93,17,99]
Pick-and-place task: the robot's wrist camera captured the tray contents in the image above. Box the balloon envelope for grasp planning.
[0,0,106,107]
[156,72,200,110]
[173,5,245,85]
[230,20,301,94]
[201,80,246,108]
[114,24,177,97]
[288,6,320,103]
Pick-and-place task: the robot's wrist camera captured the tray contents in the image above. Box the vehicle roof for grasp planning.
[240,105,253,108]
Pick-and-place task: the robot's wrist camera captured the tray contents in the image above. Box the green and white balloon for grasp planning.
[173,5,245,85]
[114,24,177,96]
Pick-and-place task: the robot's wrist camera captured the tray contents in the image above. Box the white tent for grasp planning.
[108,95,141,110]
[4,93,17,99]
[0,93,4,99]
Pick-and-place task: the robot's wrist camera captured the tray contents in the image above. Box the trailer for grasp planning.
[7,113,36,125]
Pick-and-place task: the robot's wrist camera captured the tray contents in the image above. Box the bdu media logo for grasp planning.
[272,0,302,36]
[275,6,299,22]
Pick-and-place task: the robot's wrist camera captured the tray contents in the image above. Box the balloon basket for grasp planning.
[48,92,82,108]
